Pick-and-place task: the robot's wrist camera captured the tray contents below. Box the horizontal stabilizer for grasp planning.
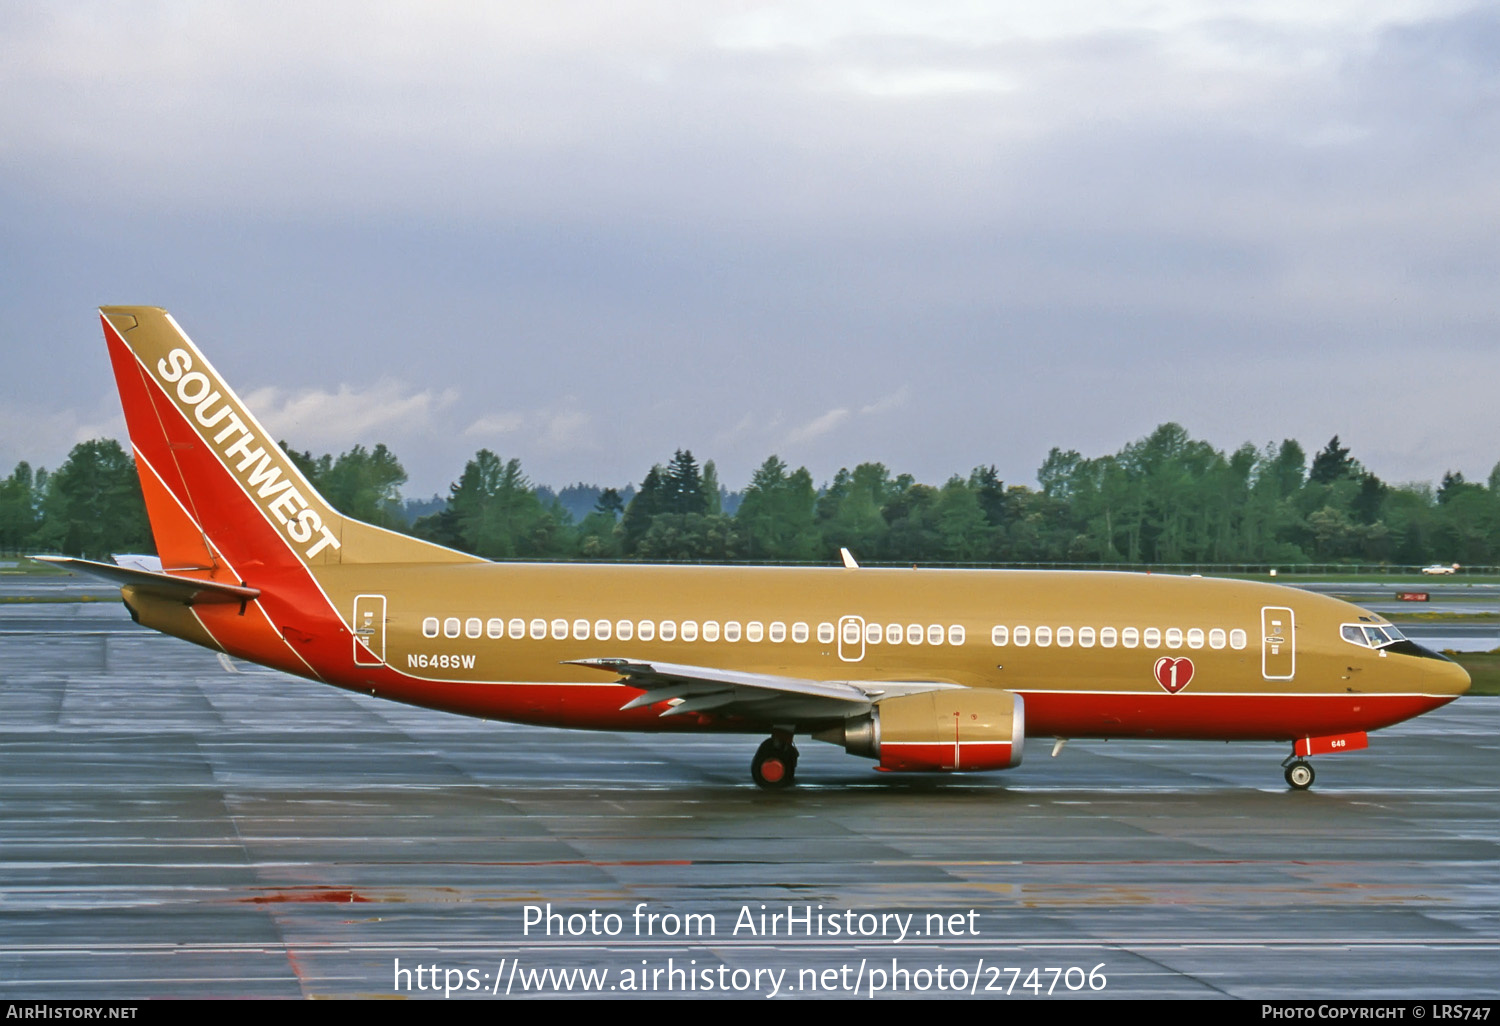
[33,556,260,606]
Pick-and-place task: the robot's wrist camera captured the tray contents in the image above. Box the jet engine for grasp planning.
[816,689,1024,772]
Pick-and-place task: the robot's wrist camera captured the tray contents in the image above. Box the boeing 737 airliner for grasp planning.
[42,307,1471,789]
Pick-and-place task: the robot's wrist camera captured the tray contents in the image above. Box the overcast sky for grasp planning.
[2,1,1497,499]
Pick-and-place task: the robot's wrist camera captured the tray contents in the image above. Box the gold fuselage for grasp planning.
[134,562,1468,742]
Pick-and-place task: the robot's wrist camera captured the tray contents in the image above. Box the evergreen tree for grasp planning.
[736,456,819,560]
[35,440,151,559]
[1269,440,1307,496]
[621,465,667,553]
[818,463,892,558]
[0,462,43,552]
[968,465,1012,530]
[424,449,556,558]
[319,443,408,528]
[1437,471,1473,505]
[663,450,708,515]
[934,476,992,561]
[594,488,624,518]
[701,460,723,516]
[883,482,940,561]
[279,442,332,486]
[1309,436,1355,484]
[1351,472,1388,525]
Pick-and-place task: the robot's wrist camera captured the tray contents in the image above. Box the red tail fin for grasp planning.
[100,306,479,580]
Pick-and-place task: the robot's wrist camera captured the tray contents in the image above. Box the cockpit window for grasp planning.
[1341,623,1406,649]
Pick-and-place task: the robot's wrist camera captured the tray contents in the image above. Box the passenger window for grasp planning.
[444,617,461,639]
[572,619,590,640]
[616,619,634,641]
[747,621,764,643]
[530,618,547,639]
[422,617,439,638]
[466,617,482,639]
[1209,628,1226,650]
[551,618,569,640]
[991,625,1008,646]
[1100,627,1117,648]
[487,618,504,639]
[1143,627,1161,648]
[1187,628,1205,649]
[1229,628,1247,650]
[865,622,882,645]
[1165,628,1183,648]
[1035,626,1052,647]
[725,621,742,643]
[509,618,525,640]
[886,623,902,644]
[594,619,612,641]
[792,622,809,643]
[818,622,834,644]
[927,624,944,645]
[680,620,698,642]
[703,621,720,642]
[637,620,655,641]
[907,624,924,645]
[660,621,677,642]
[769,621,786,643]
[1122,627,1140,648]
[1056,626,1073,647]
[1013,626,1030,646]
[1078,627,1096,648]
[948,625,965,646]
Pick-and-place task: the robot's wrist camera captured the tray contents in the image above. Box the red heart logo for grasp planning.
[1153,656,1194,693]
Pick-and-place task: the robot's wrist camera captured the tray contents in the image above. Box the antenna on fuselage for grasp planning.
[840,547,860,569]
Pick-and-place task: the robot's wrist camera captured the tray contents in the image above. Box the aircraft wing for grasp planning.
[32,556,260,606]
[565,657,961,723]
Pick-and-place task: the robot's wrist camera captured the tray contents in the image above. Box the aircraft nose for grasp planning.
[1431,655,1472,697]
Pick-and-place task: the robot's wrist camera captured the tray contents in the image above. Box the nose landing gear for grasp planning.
[1282,755,1315,790]
[751,731,799,789]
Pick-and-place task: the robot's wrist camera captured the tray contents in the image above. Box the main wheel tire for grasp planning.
[1284,760,1315,790]
[751,739,798,789]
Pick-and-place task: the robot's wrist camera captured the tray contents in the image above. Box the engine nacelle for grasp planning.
[817,689,1025,772]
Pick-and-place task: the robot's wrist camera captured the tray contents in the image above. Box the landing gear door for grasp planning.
[1261,605,1295,680]
[353,594,387,666]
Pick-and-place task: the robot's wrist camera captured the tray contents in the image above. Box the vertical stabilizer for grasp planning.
[100,306,480,577]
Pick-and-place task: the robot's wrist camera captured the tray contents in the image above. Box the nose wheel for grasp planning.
[1283,757,1315,790]
[751,734,799,789]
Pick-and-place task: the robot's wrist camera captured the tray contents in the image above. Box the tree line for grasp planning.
[6,425,1500,567]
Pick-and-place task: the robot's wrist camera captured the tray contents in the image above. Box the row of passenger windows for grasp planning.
[990,625,1248,651]
[420,616,968,646]
[417,615,1248,653]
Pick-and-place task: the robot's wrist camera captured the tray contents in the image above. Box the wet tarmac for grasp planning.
[1,593,1498,1001]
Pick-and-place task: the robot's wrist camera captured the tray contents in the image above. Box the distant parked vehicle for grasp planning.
[1421,563,1460,575]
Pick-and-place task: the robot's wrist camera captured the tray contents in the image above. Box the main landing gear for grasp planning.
[751,731,799,789]
[1282,755,1315,791]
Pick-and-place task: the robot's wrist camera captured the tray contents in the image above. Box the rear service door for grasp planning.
[353,594,387,665]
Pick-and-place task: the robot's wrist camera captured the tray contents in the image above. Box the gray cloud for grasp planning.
[2,1,1496,497]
